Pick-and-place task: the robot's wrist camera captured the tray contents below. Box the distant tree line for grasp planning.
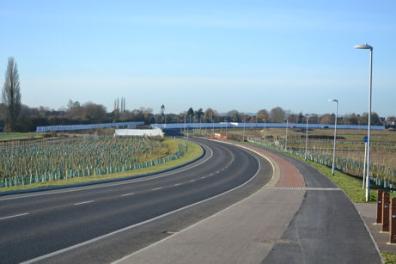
[1,101,392,133]
[1,58,394,132]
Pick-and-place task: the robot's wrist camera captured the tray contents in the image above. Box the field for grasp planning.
[0,135,202,190]
[191,127,396,184]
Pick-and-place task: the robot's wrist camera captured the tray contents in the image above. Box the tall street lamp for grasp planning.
[329,99,339,175]
[354,43,373,203]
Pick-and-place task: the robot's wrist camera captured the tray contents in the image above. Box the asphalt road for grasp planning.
[0,138,270,264]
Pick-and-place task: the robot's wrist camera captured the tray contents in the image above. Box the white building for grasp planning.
[114,128,164,138]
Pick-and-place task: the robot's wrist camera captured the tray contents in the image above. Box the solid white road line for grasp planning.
[0,212,30,221]
[151,187,163,191]
[263,187,341,191]
[121,192,135,197]
[73,200,94,206]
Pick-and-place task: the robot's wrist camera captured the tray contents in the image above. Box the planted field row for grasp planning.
[0,136,188,188]
[249,137,396,186]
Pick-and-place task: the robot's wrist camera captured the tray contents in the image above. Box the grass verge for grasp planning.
[0,132,45,142]
[383,252,396,264]
[0,138,203,193]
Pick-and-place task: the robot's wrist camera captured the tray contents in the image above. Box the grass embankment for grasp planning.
[0,138,203,193]
[0,132,45,142]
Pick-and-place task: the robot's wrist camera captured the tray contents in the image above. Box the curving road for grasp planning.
[0,138,271,264]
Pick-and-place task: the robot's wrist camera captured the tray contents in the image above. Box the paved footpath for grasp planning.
[114,142,382,264]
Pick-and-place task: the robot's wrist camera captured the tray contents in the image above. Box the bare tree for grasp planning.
[2,57,21,131]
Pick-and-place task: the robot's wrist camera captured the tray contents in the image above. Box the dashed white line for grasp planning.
[200,176,207,179]
[73,200,94,206]
[173,183,182,187]
[0,212,30,221]
[189,179,196,183]
[121,192,135,197]
[152,187,163,191]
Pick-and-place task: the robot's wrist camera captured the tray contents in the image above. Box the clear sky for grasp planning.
[0,0,395,116]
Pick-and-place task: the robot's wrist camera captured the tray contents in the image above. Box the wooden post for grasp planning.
[377,189,383,224]
[382,192,390,232]
[390,198,396,243]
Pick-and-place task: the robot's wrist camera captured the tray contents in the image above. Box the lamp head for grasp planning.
[354,43,373,50]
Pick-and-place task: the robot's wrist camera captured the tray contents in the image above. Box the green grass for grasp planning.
[0,138,203,193]
[383,252,396,264]
[305,160,377,203]
[0,132,45,142]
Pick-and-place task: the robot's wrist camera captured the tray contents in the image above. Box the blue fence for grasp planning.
[36,121,145,133]
[151,122,385,130]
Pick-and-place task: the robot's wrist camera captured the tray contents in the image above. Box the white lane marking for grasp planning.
[189,179,196,183]
[121,192,135,197]
[1,142,214,202]
[0,212,30,221]
[22,139,262,264]
[151,187,163,191]
[173,183,182,187]
[200,176,207,179]
[73,200,94,206]
[263,187,341,191]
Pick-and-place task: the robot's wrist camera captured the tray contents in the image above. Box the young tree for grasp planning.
[2,57,21,131]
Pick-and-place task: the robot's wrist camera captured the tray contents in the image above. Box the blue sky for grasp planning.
[0,0,395,116]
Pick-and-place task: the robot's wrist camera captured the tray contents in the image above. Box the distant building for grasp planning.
[114,128,164,138]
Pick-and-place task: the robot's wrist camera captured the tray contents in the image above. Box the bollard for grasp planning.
[377,189,384,224]
[382,192,390,232]
[390,198,396,244]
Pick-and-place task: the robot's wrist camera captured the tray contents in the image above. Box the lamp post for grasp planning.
[304,115,310,160]
[242,116,246,142]
[285,118,289,151]
[329,99,339,175]
[354,43,373,203]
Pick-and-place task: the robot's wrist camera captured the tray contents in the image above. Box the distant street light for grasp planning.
[285,118,289,151]
[242,116,246,142]
[329,99,339,175]
[304,115,310,160]
[354,43,373,203]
